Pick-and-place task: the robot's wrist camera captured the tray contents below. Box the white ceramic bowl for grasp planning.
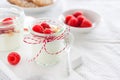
[59,9,101,34]
[6,0,57,13]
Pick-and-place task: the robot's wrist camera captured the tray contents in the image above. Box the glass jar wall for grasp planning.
[24,18,73,79]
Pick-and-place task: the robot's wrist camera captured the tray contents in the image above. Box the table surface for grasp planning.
[1,0,120,80]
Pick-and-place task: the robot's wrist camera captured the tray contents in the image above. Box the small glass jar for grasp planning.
[24,18,73,79]
[0,5,25,51]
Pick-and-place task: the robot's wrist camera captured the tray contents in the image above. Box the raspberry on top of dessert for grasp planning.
[32,22,61,35]
[0,17,15,35]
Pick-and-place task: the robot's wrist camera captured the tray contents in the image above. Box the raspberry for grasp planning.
[32,25,44,33]
[7,52,21,65]
[80,19,92,28]
[68,17,79,27]
[77,15,85,22]
[65,15,74,24]
[41,22,50,29]
[43,28,53,34]
[73,11,83,17]
[2,17,13,24]
[77,15,85,26]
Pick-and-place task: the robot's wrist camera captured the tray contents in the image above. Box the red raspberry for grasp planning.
[65,15,74,24]
[43,28,53,34]
[32,25,44,33]
[7,52,21,65]
[41,22,50,29]
[77,15,85,26]
[2,17,13,24]
[73,11,83,17]
[80,19,92,28]
[68,17,79,27]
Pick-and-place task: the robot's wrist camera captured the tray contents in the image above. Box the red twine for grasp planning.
[23,28,69,62]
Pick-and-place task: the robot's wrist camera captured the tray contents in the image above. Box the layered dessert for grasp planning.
[29,20,66,66]
[0,5,25,51]
[0,17,22,51]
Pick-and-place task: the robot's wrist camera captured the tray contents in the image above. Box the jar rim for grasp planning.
[0,4,25,28]
[29,18,67,37]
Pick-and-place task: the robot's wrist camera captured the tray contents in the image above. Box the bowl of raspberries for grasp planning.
[59,9,101,33]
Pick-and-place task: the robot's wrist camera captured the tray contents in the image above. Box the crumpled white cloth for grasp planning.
[70,4,120,80]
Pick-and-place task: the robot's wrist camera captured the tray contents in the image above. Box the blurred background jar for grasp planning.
[0,5,25,51]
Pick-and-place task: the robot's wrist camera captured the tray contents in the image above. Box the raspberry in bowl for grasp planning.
[24,18,73,67]
[59,9,101,34]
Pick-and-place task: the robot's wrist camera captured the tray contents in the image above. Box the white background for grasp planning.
[1,0,120,80]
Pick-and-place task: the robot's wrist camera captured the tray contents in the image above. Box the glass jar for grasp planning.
[0,5,25,51]
[24,18,73,79]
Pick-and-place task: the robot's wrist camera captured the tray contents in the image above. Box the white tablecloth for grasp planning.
[1,0,120,80]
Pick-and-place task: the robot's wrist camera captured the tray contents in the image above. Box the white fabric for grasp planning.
[1,0,120,80]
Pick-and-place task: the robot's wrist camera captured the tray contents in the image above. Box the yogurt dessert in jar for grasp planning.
[0,5,25,51]
[24,18,71,66]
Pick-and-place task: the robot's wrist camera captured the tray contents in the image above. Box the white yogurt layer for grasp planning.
[0,32,22,51]
[32,39,66,66]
